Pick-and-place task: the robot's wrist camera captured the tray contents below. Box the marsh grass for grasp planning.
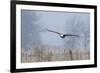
[21,46,90,63]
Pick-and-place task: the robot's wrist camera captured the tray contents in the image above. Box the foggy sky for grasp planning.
[21,10,90,50]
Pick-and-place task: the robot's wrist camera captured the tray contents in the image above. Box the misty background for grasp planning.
[21,10,90,50]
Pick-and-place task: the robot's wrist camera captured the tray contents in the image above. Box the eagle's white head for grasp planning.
[59,34,65,38]
[60,34,64,37]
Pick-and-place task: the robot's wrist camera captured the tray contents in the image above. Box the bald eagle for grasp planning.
[46,29,79,38]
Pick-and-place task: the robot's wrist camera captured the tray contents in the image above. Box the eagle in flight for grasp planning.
[46,29,79,38]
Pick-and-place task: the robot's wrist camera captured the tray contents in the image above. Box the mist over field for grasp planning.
[21,10,90,62]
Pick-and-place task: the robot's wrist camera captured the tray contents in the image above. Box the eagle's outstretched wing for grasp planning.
[46,29,61,35]
[60,34,79,38]
[64,34,79,37]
